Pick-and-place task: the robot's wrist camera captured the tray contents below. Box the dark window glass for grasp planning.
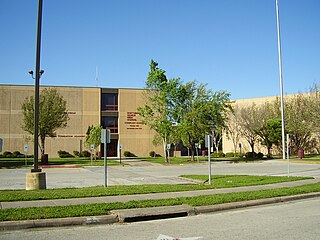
[101,116,118,133]
[101,93,118,111]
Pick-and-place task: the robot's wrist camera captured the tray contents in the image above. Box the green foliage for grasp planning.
[81,150,91,157]
[12,151,23,158]
[57,150,74,158]
[2,151,13,158]
[0,181,318,221]
[225,152,236,158]
[21,88,69,155]
[149,151,156,157]
[0,175,310,202]
[245,152,256,159]
[73,151,81,157]
[85,125,102,149]
[211,152,226,158]
[256,152,264,159]
[138,60,181,163]
[123,151,136,157]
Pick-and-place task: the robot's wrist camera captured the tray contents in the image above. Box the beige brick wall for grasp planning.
[0,85,100,157]
[118,89,163,157]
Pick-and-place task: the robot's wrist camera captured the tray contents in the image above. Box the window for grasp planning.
[101,116,118,133]
[101,93,118,111]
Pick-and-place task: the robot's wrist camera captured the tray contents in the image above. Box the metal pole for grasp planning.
[287,134,290,177]
[32,0,43,172]
[104,143,107,187]
[208,135,211,185]
[276,0,286,160]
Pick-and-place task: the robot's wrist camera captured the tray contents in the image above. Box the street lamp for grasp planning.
[28,70,44,78]
[31,0,44,173]
[25,0,46,190]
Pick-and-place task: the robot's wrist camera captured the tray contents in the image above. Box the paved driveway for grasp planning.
[0,160,319,190]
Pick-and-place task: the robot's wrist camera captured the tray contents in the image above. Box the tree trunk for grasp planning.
[40,135,45,156]
[163,138,169,163]
[250,142,255,153]
[190,147,195,161]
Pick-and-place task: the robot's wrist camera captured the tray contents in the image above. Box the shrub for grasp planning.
[245,152,256,159]
[234,152,245,158]
[266,154,273,159]
[149,151,156,157]
[81,150,91,158]
[256,152,264,159]
[13,151,23,158]
[211,152,225,158]
[124,151,136,157]
[57,150,74,158]
[225,152,235,158]
[2,151,13,158]
[73,151,81,157]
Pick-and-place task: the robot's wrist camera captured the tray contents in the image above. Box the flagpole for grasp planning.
[275,0,286,160]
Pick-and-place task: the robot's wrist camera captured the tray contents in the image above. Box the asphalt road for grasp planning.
[1,198,319,240]
[0,160,319,190]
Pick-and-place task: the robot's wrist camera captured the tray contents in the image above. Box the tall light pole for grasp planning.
[26,0,46,190]
[32,0,44,172]
[275,0,286,160]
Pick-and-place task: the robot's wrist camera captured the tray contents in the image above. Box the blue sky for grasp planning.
[0,0,319,99]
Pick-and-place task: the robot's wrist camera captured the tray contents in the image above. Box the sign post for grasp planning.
[24,144,28,165]
[287,134,290,177]
[119,144,122,164]
[101,129,110,187]
[90,144,94,165]
[205,135,212,185]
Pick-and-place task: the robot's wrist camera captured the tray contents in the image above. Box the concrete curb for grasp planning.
[0,214,118,231]
[1,192,319,231]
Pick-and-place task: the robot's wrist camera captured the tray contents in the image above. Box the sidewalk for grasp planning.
[1,178,320,231]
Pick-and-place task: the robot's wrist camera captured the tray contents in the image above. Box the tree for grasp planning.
[252,101,281,156]
[138,60,181,163]
[258,118,282,156]
[175,81,212,161]
[237,104,262,153]
[285,93,319,153]
[21,88,69,157]
[225,105,243,153]
[85,125,102,160]
[206,91,231,152]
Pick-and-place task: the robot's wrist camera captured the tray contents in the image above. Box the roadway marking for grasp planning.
[157,234,203,240]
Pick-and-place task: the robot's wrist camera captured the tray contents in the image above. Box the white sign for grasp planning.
[24,144,28,153]
[119,144,122,150]
[90,144,95,150]
[167,144,171,150]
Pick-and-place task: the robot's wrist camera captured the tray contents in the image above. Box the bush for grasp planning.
[245,152,256,159]
[149,151,156,157]
[225,152,236,158]
[13,151,23,158]
[73,151,81,157]
[81,150,91,158]
[57,150,74,158]
[256,152,264,159]
[124,151,136,157]
[211,152,225,158]
[234,152,245,158]
[2,151,13,158]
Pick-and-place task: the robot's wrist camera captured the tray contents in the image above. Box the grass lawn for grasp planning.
[0,182,319,221]
[0,175,310,202]
[0,157,123,168]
